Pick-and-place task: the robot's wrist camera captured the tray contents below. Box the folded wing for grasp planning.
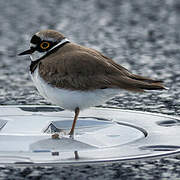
[39,46,165,92]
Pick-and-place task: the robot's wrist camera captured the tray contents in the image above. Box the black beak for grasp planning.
[18,48,35,56]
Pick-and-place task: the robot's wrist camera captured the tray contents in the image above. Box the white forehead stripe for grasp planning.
[30,43,36,48]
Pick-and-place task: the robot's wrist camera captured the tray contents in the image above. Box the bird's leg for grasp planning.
[69,107,80,139]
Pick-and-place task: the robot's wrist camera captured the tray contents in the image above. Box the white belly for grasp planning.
[31,67,120,111]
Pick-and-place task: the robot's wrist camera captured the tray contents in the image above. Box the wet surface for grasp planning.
[1,0,180,179]
[1,106,180,165]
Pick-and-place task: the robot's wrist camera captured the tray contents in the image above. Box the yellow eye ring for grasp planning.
[40,42,50,49]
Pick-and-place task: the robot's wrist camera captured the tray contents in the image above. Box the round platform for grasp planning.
[0,105,180,165]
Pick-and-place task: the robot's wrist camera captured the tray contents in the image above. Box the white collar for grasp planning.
[48,38,69,53]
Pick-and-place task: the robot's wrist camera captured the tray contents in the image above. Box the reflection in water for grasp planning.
[74,150,79,160]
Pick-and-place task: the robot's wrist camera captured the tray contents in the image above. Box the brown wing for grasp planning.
[92,49,163,84]
[39,44,165,91]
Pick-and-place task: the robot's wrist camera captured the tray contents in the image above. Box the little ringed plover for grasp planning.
[19,29,165,138]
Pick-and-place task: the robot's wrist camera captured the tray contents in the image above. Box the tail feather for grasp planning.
[138,82,165,91]
[130,74,163,84]
[107,75,166,92]
[127,74,166,91]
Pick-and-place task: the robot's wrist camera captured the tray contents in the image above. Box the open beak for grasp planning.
[18,48,35,56]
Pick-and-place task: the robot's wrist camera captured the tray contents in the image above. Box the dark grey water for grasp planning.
[0,0,180,179]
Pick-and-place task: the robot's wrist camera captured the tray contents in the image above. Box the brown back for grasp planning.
[38,43,165,91]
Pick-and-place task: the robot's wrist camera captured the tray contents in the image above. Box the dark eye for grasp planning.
[40,42,50,49]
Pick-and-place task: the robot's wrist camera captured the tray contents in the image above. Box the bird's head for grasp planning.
[19,30,68,61]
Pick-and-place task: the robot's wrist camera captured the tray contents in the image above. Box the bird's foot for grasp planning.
[69,131,74,139]
[51,131,68,139]
[51,133,60,139]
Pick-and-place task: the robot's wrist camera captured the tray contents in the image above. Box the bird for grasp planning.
[19,29,165,138]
